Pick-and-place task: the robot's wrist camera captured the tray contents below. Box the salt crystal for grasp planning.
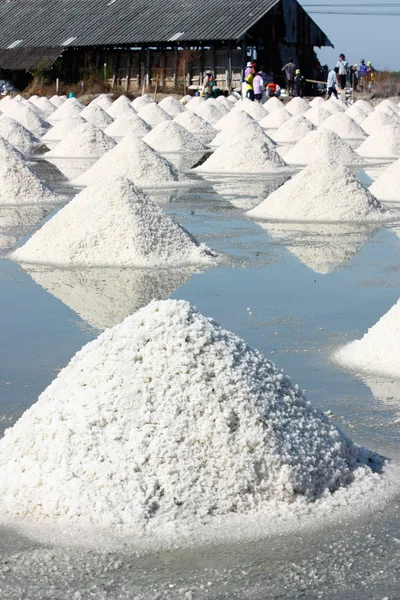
[194,138,287,173]
[31,97,56,115]
[376,99,399,113]
[143,121,205,152]
[49,95,66,108]
[158,97,186,117]
[324,100,346,115]
[90,94,113,110]
[319,113,367,140]
[285,97,310,116]
[210,120,276,148]
[45,123,116,158]
[357,124,400,158]
[309,97,325,108]
[346,104,369,125]
[107,102,137,120]
[214,109,255,131]
[303,106,331,127]
[216,96,233,110]
[81,103,114,128]
[185,96,206,111]
[271,115,315,143]
[104,113,151,138]
[0,116,39,155]
[353,99,373,114]
[284,129,363,165]
[137,103,172,127]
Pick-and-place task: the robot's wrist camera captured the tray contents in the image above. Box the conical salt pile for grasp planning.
[41,114,87,143]
[0,298,384,529]
[357,124,400,158]
[0,116,39,155]
[143,121,205,152]
[377,99,399,112]
[247,161,387,222]
[210,120,276,148]
[91,94,113,110]
[0,103,50,137]
[173,111,216,144]
[31,97,56,115]
[106,100,137,120]
[259,107,292,129]
[49,95,65,108]
[45,123,116,158]
[346,104,369,125]
[104,113,151,138]
[194,138,287,173]
[72,136,186,188]
[216,96,233,110]
[374,104,397,118]
[158,97,186,117]
[10,175,216,267]
[324,100,346,115]
[309,97,325,108]
[214,109,255,131]
[369,158,400,201]
[284,129,363,165]
[138,103,172,127]
[334,299,400,378]
[320,113,367,140]
[48,97,84,122]
[81,103,114,128]
[185,96,205,111]
[271,115,315,143]
[0,136,62,205]
[233,98,267,120]
[285,97,309,116]
[353,99,373,114]
[131,96,152,111]
[303,106,331,127]
[264,96,285,112]
[193,100,228,124]
[361,110,400,135]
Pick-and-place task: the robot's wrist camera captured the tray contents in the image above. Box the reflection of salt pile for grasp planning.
[0,205,48,250]
[362,375,400,410]
[320,113,367,140]
[271,115,314,143]
[346,104,369,124]
[334,299,400,378]
[194,139,287,173]
[247,161,387,222]
[303,106,330,127]
[233,98,267,120]
[357,125,400,158]
[45,123,116,158]
[361,110,400,135]
[0,298,384,528]
[285,97,309,116]
[143,121,205,152]
[259,108,291,129]
[193,100,228,124]
[264,96,284,112]
[256,221,378,274]
[22,265,198,330]
[48,97,84,122]
[104,113,151,138]
[10,175,216,266]
[41,115,87,143]
[0,117,39,155]
[138,103,172,127]
[369,158,400,202]
[158,97,186,117]
[73,136,186,188]
[1,103,50,137]
[173,111,216,144]
[80,103,114,128]
[284,129,363,165]
[0,137,62,205]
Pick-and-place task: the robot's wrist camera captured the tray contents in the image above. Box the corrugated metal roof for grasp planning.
[0,47,64,70]
[0,0,330,48]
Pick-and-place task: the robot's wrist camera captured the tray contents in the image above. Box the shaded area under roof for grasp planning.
[0,47,63,71]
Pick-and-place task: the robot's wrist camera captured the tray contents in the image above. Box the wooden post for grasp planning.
[154,74,159,101]
[183,60,186,96]
[160,49,165,88]
[125,50,131,91]
[226,41,232,91]
[199,47,204,89]
[173,47,178,89]
[211,45,215,81]
[112,51,117,89]
[145,47,150,89]
[240,39,246,83]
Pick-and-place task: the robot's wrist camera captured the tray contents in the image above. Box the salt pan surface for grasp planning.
[369,158,400,201]
[138,103,172,127]
[0,117,39,155]
[158,97,186,117]
[357,124,400,158]
[173,111,216,144]
[41,115,87,143]
[194,139,287,173]
[259,108,292,129]
[104,114,151,138]
[45,123,116,158]
[285,97,309,116]
[247,161,387,222]
[303,106,331,127]
[271,115,315,143]
[284,129,363,166]
[319,113,367,140]
[361,110,400,135]
[10,175,216,267]
[0,104,50,137]
[81,103,114,128]
[48,98,84,122]
[143,121,205,152]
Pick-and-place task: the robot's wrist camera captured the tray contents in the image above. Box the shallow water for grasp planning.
[0,170,400,598]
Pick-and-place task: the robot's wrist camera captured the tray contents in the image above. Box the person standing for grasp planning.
[244,61,252,78]
[253,70,264,102]
[202,72,214,100]
[245,66,255,101]
[349,65,359,91]
[336,53,348,89]
[366,61,375,91]
[282,57,296,96]
[359,59,367,92]
[294,69,306,98]
[326,67,339,99]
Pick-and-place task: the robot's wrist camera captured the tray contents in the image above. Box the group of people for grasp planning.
[327,54,375,98]
[244,59,306,102]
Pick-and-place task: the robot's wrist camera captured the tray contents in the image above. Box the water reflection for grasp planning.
[256,221,380,274]
[160,151,209,171]
[0,205,49,252]
[19,265,202,330]
[44,157,99,180]
[212,176,290,211]
[363,375,400,411]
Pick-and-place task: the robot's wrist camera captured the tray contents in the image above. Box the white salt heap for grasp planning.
[210,120,276,149]
[131,96,152,111]
[0,103,50,137]
[0,298,384,530]
[361,110,400,135]
[185,96,205,111]
[31,97,56,115]
[353,99,373,114]
[309,97,325,108]
[173,111,216,144]
[285,97,309,116]
[271,115,315,143]
[143,121,205,152]
[356,124,400,158]
[104,113,151,138]
[233,98,267,121]
[45,123,116,158]
[0,136,62,205]
[194,139,287,173]
[106,100,137,120]
[247,161,387,222]
[73,136,186,188]
[284,129,363,165]
[41,115,87,143]
[264,96,284,112]
[193,100,228,124]
[303,106,331,127]
[214,109,255,131]
[259,107,292,129]
[377,99,399,112]
[10,175,215,267]
[334,298,400,378]
[49,95,65,108]
[216,96,233,110]
[324,100,346,115]
[158,97,186,117]
[91,94,113,110]
[138,103,172,127]
[48,97,84,122]
[319,113,367,140]
[346,104,369,125]
[0,117,39,155]
[369,157,400,201]
[80,103,114,128]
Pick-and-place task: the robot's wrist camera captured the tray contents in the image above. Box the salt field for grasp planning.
[1,93,400,600]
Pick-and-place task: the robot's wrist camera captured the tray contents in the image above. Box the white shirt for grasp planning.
[336,59,348,75]
[327,70,338,88]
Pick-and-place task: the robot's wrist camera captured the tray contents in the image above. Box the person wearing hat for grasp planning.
[245,65,255,101]
[294,69,306,98]
[245,61,253,78]
[282,57,296,96]
[253,70,264,102]
[359,59,368,92]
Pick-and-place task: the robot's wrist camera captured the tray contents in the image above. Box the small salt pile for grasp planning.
[271,115,315,143]
[214,109,255,131]
[173,111,216,144]
[353,99,373,114]
[143,121,205,152]
[374,103,398,117]
[193,100,228,124]
[324,100,346,115]
[334,298,400,378]
[0,117,39,155]
[320,113,367,140]
[138,103,172,127]
[45,123,116,158]
[284,129,363,165]
[357,124,400,158]
[158,97,186,117]
[49,95,65,108]
[185,96,205,111]
[10,175,216,267]
[91,94,113,110]
[285,97,309,116]
[346,104,369,125]
[131,96,152,111]
[210,119,276,148]
[216,96,233,111]
[0,103,50,137]
[48,97,84,122]
[107,100,137,120]
[41,114,87,143]
[264,96,284,112]
[31,97,56,115]
[247,161,387,222]
[369,158,400,201]
[233,98,267,121]
[194,139,287,173]
[80,103,114,128]
[303,106,331,127]
[376,99,399,113]
[259,107,292,129]
[73,136,186,188]
[0,136,62,205]
[104,113,151,138]
[361,110,400,135]
[309,97,325,108]
[0,298,384,529]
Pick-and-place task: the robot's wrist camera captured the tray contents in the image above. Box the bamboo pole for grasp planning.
[183,60,186,96]
[154,74,159,101]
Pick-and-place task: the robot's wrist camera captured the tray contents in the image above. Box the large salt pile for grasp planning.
[264,97,284,113]
[49,95,65,108]
[233,98,267,121]
[210,119,276,149]
[377,99,399,113]
[353,99,373,114]
[284,129,363,166]
[194,139,287,173]
[324,100,346,115]
[309,97,325,108]
[0,116,39,155]
[0,136,62,205]
[31,97,56,116]
[0,103,50,137]
[73,136,186,188]
[271,115,315,143]
[361,110,400,135]
[143,121,205,152]
[138,103,172,127]
[334,299,400,378]
[91,94,113,110]
[41,114,87,144]
[48,97,84,122]
[346,104,369,125]
[10,175,216,267]
[158,97,186,117]
[319,113,367,140]
[80,103,114,128]
[0,298,384,530]
[185,96,205,111]
[259,107,292,129]
[106,99,137,120]
[45,123,116,158]
[214,109,255,131]
[173,111,216,144]
[374,104,398,117]
[369,158,400,202]
[247,161,387,222]
[285,97,309,116]
[193,100,229,124]
[216,96,233,111]
[357,124,400,158]
[104,113,151,138]
[303,106,331,127]
[131,96,152,111]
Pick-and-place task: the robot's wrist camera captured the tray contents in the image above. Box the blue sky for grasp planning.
[298,1,399,71]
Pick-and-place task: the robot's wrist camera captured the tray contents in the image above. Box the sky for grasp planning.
[297,1,399,71]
